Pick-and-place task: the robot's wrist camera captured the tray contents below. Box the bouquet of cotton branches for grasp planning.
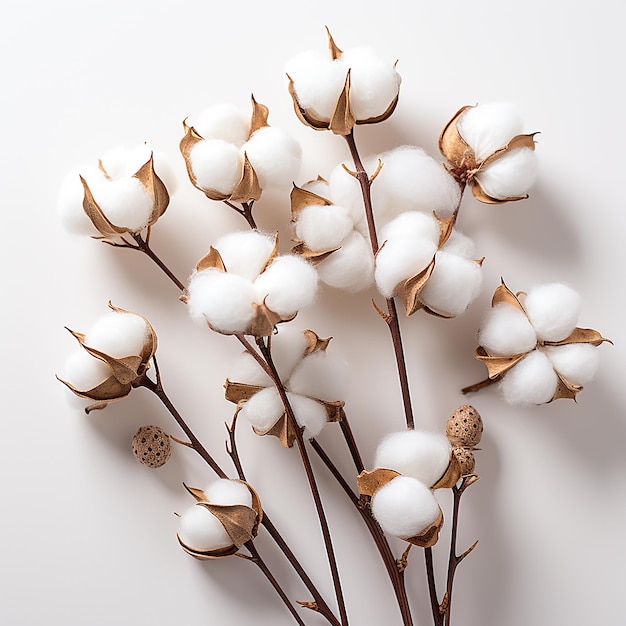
[56,28,609,626]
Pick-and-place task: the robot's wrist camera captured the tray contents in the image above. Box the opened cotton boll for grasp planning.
[204,479,253,508]
[475,147,537,201]
[544,343,600,386]
[212,231,277,282]
[288,350,349,403]
[62,349,112,392]
[192,104,250,147]
[239,387,285,433]
[287,393,328,438]
[264,326,310,381]
[478,303,537,356]
[371,476,440,539]
[499,350,558,405]
[228,351,272,387]
[440,230,476,260]
[189,139,243,196]
[523,283,581,342]
[57,165,107,236]
[316,231,375,292]
[374,430,451,487]
[177,505,233,552]
[379,211,441,246]
[84,310,151,358]
[295,204,354,252]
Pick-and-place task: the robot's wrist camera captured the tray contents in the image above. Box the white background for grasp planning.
[2,1,625,625]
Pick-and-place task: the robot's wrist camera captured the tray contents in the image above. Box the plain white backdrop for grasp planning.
[2,1,625,624]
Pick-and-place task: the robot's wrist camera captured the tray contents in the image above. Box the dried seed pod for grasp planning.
[446,405,483,447]
[132,425,171,468]
[452,447,475,475]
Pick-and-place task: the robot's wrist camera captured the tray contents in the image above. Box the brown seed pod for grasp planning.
[452,447,476,475]
[446,405,483,447]
[132,425,171,468]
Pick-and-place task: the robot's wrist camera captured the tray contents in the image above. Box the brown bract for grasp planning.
[57,303,157,413]
[81,155,169,239]
[177,482,263,560]
[439,105,537,204]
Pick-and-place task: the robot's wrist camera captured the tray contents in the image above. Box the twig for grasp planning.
[129,232,186,291]
[224,200,258,229]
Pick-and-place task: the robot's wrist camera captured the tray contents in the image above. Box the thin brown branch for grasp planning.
[224,199,258,229]
[129,232,186,291]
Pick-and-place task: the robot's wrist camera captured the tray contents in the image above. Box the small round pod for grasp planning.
[177,481,263,560]
[452,447,476,476]
[445,405,483,448]
[131,425,171,468]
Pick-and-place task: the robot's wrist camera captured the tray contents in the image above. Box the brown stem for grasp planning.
[338,413,365,474]
[224,200,258,229]
[130,232,186,291]
[424,548,443,626]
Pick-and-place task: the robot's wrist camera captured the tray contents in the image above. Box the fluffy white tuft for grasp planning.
[227,351,271,387]
[328,162,369,225]
[379,211,440,245]
[190,139,243,195]
[267,326,309,381]
[316,231,375,292]
[288,351,349,402]
[244,126,302,189]
[295,204,354,252]
[213,230,276,282]
[204,479,253,508]
[85,310,150,357]
[499,350,558,405]
[239,387,284,432]
[478,303,537,356]
[476,147,537,200]
[255,256,318,317]
[544,343,600,386]
[287,393,327,438]
[457,103,524,161]
[57,166,106,236]
[374,430,451,487]
[178,504,232,551]
[61,349,112,391]
[302,178,331,199]
[192,104,250,147]
[523,283,581,342]
[187,269,256,334]
[419,252,482,317]
[371,476,440,538]
[440,229,475,259]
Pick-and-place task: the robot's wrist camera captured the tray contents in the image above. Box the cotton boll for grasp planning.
[316,231,374,291]
[187,269,256,334]
[457,103,524,161]
[476,147,537,200]
[328,161,369,225]
[302,178,331,199]
[227,351,271,387]
[544,343,600,386]
[287,393,327,438]
[340,47,400,120]
[85,311,150,357]
[371,476,440,538]
[478,303,537,356]
[269,326,309,380]
[239,387,284,432]
[295,204,354,252]
[192,104,250,147]
[213,230,276,282]
[62,350,112,391]
[499,350,558,405]
[189,139,243,195]
[374,430,451,487]
[288,351,349,402]
[379,212,440,246]
[375,237,438,298]
[244,127,302,189]
[204,479,253,508]
[178,505,232,551]
[89,177,154,231]
[57,166,106,236]
[285,51,347,121]
[254,256,318,317]
[440,229,475,260]
[108,144,178,194]
[524,283,581,342]
[419,252,482,317]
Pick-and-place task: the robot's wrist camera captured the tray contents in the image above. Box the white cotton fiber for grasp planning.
[227,351,271,387]
[288,351,349,402]
[267,326,309,381]
[419,252,482,317]
[523,283,581,342]
[316,231,375,292]
[244,126,302,189]
[374,430,451,487]
[457,103,524,161]
[287,393,327,438]
[190,139,243,195]
[62,349,112,391]
[440,229,475,259]
[478,303,537,356]
[57,166,106,236]
[178,504,232,551]
[239,387,284,432]
[375,237,438,298]
[302,178,331,199]
[255,256,318,317]
[187,269,256,334]
[204,479,253,508]
[372,147,461,219]
[285,50,347,122]
[295,204,354,252]
[499,350,558,405]
[192,104,250,147]
[476,147,537,200]
[328,161,368,225]
[85,310,150,357]
[379,211,440,246]
[340,47,400,120]
[371,476,440,538]
[213,230,276,281]
[544,343,600,386]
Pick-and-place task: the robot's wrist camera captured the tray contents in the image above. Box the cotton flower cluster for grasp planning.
[225,327,348,447]
[471,281,609,405]
[186,231,318,337]
[177,480,262,559]
[439,102,538,203]
[57,144,175,238]
[286,29,401,135]
[58,304,157,412]
[357,430,459,545]
[180,97,301,203]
